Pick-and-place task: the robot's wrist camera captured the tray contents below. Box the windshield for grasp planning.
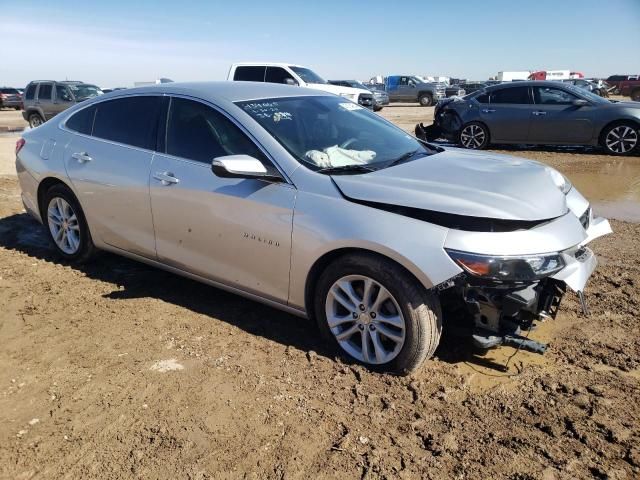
[68,84,103,100]
[348,81,369,90]
[289,66,326,84]
[237,96,435,172]
[563,83,609,104]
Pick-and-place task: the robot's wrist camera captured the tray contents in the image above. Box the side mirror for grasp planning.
[285,78,297,86]
[572,99,589,107]
[211,154,281,181]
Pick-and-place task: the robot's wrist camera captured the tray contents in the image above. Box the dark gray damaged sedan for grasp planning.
[417,80,640,156]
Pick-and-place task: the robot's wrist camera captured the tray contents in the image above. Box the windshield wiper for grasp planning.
[316,164,377,175]
[386,149,427,168]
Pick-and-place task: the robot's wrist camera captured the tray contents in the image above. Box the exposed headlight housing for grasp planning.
[446,249,565,282]
[546,167,572,194]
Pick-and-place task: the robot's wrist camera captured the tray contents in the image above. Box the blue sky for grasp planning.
[2,0,639,87]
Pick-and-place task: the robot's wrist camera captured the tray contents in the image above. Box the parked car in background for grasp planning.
[618,79,640,102]
[0,87,22,110]
[417,81,640,156]
[328,80,389,111]
[459,82,488,95]
[228,63,374,109]
[606,75,639,95]
[101,87,127,94]
[443,84,465,97]
[560,79,607,97]
[15,81,610,373]
[22,81,103,128]
[376,76,446,106]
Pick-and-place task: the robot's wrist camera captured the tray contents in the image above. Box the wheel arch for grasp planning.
[37,177,76,223]
[303,247,433,318]
[597,118,640,146]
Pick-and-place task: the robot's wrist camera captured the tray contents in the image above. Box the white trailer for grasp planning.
[497,71,531,82]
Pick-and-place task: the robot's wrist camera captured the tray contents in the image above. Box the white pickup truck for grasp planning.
[227,62,374,109]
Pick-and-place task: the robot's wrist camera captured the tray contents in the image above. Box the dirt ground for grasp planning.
[1,105,640,480]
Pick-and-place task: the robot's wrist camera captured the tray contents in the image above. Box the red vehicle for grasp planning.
[618,79,640,102]
[0,87,23,110]
[528,70,584,81]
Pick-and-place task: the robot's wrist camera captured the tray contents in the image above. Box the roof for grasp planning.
[108,81,332,103]
[484,80,573,90]
[230,62,305,68]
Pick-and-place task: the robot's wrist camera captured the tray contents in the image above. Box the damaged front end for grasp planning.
[415,97,463,142]
[439,230,607,355]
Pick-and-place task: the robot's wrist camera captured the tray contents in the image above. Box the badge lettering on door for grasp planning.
[243,232,280,247]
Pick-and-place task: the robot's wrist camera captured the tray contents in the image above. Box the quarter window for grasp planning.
[233,66,266,82]
[66,106,96,135]
[533,87,577,105]
[166,97,272,169]
[25,84,37,100]
[489,86,530,104]
[92,96,162,149]
[38,84,53,101]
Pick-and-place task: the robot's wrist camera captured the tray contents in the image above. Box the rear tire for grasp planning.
[42,184,97,263]
[29,113,44,128]
[314,253,442,375]
[419,93,433,107]
[601,122,639,156]
[631,89,640,102]
[459,121,490,150]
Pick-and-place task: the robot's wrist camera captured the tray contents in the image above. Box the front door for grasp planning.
[480,85,533,142]
[64,96,163,258]
[528,86,594,144]
[149,97,296,303]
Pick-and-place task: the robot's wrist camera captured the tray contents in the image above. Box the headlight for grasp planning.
[339,93,357,101]
[546,167,572,194]
[446,249,565,282]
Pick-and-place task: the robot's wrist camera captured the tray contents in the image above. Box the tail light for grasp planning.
[15,138,25,155]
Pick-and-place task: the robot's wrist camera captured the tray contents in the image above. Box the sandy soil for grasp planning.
[1,106,640,479]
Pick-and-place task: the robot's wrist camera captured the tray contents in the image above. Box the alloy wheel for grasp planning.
[460,124,486,149]
[325,275,406,364]
[30,116,43,128]
[47,197,81,254]
[605,125,638,154]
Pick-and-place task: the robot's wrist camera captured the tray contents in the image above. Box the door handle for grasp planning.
[71,152,93,163]
[153,171,180,185]
[532,111,547,116]
[481,109,495,113]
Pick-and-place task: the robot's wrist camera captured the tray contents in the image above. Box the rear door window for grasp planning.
[92,96,162,149]
[38,83,53,101]
[489,86,531,104]
[66,106,96,135]
[233,66,266,82]
[166,97,272,169]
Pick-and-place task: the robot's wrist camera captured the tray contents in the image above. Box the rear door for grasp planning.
[64,95,163,258]
[528,86,594,143]
[36,83,54,119]
[149,97,295,303]
[480,86,533,142]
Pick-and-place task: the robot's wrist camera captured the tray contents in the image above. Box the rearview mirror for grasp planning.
[572,99,589,107]
[211,155,281,181]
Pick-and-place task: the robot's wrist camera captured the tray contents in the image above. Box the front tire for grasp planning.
[419,93,433,107]
[459,122,490,149]
[315,254,442,375]
[601,122,639,156]
[42,184,97,262]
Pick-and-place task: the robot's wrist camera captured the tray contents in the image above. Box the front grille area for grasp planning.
[358,94,374,108]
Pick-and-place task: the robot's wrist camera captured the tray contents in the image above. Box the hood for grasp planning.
[306,83,370,97]
[332,149,569,221]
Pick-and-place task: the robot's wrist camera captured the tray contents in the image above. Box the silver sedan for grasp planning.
[15,82,611,374]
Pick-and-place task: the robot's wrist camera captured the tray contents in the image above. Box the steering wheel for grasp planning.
[339,137,359,149]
